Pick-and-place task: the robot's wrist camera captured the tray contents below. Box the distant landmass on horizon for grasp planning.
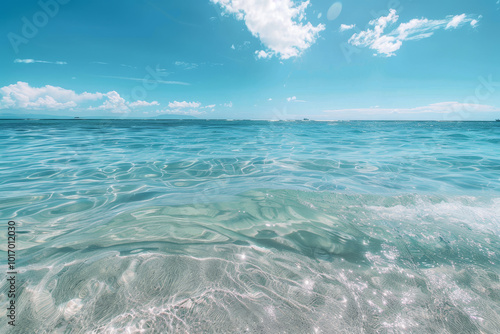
[0,113,198,119]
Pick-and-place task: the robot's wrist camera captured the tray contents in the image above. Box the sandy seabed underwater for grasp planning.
[1,120,499,333]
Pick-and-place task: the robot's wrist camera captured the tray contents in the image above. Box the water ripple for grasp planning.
[1,120,500,333]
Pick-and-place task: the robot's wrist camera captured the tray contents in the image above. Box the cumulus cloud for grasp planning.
[88,90,160,114]
[340,24,355,32]
[212,0,324,59]
[348,10,480,57]
[0,82,102,110]
[255,50,272,59]
[91,92,159,113]
[90,91,126,112]
[159,100,215,115]
[0,82,158,113]
[14,59,67,65]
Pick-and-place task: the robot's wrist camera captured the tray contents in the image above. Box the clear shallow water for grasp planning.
[0,120,499,333]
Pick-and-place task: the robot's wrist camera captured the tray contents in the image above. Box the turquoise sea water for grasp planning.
[1,120,499,333]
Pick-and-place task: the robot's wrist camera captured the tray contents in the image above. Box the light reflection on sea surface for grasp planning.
[0,120,499,333]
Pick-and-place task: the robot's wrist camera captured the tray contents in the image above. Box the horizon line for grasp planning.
[1,118,499,122]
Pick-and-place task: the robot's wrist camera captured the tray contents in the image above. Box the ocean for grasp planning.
[1,120,499,333]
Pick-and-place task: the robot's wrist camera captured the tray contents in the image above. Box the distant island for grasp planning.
[0,113,198,120]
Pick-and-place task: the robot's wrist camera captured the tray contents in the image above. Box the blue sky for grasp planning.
[1,0,499,120]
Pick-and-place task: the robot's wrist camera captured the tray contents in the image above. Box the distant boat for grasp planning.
[74,117,81,119]
[303,118,310,121]
[496,119,500,122]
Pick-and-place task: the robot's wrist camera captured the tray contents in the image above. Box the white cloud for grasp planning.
[223,101,233,107]
[255,50,272,59]
[470,19,478,27]
[212,0,324,59]
[92,91,128,113]
[287,96,306,102]
[340,24,355,32]
[90,91,160,113]
[163,100,214,115]
[155,109,205,116]
[14,59,67,65]
[0,82,102,110]
[168,101,201,109]
[174,61,198,70]
[232,41,252,51]
[129,100,160,108]
[324,102,498,114]
[0,82,159,113]
[445,14,466,29]
[348,9,479,57]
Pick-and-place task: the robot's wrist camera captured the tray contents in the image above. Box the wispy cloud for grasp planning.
[14,59,67,65]
[324,102,498,114]
[99,75,189,86]
[445,14,467,29]
[348,10,480,57]
[155,109,205,116]
[212,0,324,59]
[168,101,201,109]
[174,61,198,70]
[287,96,306,103]
[231,41,251,51]
[120,63,137,69]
